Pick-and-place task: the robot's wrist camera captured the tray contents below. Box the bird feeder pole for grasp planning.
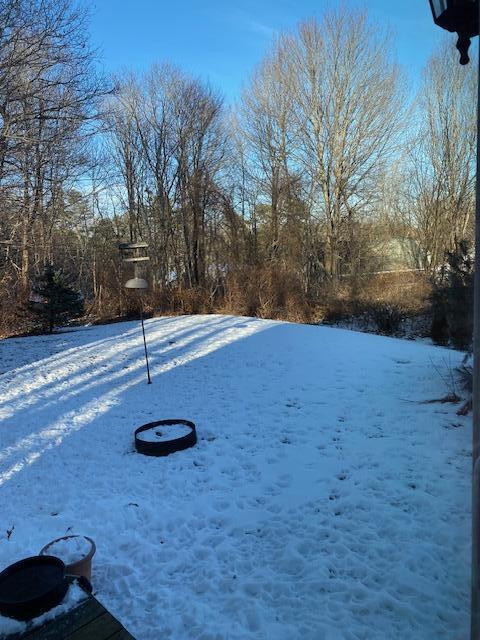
[140,303,152,384]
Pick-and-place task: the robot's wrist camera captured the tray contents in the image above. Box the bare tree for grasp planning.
[0,0,105,289]
[105,65,227,291]
[402,41,476,271]
[239,35,298,262]
[290,10,404,277]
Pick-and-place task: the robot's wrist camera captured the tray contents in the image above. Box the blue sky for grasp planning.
[90,0,446,101]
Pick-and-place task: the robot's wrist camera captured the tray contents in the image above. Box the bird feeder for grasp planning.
[119,241,152,384]
[118,242,150,290]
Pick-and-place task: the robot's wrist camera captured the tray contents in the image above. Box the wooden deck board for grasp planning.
[5,594,135,640]
[106,630,137,640]
[64,611,123,640]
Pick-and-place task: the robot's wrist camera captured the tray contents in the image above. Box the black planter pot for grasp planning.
[0,555,71,621]
[134,419,197,457]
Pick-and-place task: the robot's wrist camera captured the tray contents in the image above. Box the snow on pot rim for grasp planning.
[134,419,197,457]
[39,536,95,566]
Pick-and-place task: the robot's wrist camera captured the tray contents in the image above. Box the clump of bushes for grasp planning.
[366,301,405,336]
[222,265,314,322]
[322,271,429,337]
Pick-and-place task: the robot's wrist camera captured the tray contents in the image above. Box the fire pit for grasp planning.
[134,419,197,457]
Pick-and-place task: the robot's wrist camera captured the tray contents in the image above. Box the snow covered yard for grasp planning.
[0,315,470,639]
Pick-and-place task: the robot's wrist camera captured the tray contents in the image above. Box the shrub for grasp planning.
[31,264,84,333]
[366,301,405,335]
[430,241,473,349]
[430,295,449,346]
[456,352,473,415]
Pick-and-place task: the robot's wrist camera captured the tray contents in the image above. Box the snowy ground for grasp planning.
[0,315,470,639]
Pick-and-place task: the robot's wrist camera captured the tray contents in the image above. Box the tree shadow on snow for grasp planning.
[0,315,289,486]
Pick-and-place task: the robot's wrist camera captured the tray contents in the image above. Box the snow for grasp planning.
[42,536,92,565]
[0,580,86,636]
[0,315,470,639]
[136,423,192,443]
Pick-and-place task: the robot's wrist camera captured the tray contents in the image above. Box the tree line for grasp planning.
[0,1,476,334]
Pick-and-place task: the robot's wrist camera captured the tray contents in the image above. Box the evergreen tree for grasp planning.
[430,241,473,349]
[32,265,83,333]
